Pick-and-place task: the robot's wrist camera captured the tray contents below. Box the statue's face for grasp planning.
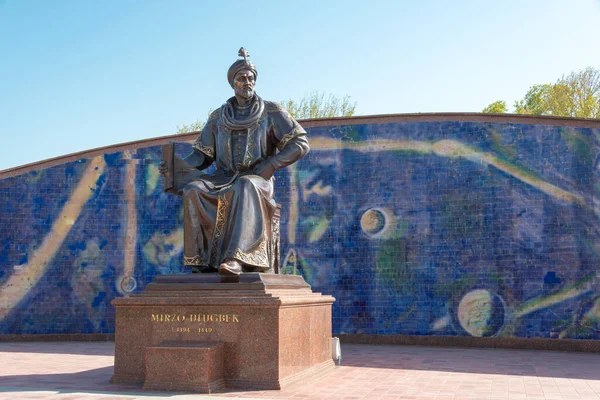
[233,70,255,99]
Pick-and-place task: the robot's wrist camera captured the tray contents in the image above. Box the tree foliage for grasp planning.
[514,67,600,118]
[482,100,508,114]
[176,119,205,134]
[482,67,600,119]
[513,84,551,116]
[281,92,356,119]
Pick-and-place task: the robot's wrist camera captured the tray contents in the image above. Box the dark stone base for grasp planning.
[0,334,114,342]
[111,273,335,393]
[337,334,600,353]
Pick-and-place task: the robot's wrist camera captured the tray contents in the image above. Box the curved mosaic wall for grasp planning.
[1,114,600,340]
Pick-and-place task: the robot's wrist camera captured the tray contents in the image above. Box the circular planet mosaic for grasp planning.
[360,208,387,237]
[457,289,506,337]
[120,276,137,293]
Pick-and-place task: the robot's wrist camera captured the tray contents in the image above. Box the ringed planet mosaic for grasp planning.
[1,115,600,340]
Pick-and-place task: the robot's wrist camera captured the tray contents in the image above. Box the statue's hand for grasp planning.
[254,159,276,181]
[158,160,168,176]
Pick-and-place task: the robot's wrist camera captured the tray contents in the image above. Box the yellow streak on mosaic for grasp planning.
[0,156,106,320]
[117,150,137,295]
[515,280,592,318]
[308,137,583,205]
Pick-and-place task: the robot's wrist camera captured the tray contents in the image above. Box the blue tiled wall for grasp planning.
[1,119,600,339]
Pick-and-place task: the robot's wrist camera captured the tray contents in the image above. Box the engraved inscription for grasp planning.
[150,313,240,323]
[151,313,186,322]
[151,313,240,335]
[188,313,239,323]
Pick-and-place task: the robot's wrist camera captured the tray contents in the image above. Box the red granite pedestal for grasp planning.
[110,273,335,392]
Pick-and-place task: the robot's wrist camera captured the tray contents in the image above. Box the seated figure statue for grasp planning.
[160,48,309,276]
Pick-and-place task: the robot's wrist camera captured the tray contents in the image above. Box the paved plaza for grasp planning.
[1,342,600,400]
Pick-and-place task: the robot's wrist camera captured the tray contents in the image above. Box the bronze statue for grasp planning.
[159,48,309,276]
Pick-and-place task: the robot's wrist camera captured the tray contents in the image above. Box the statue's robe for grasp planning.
[181,98,309,270]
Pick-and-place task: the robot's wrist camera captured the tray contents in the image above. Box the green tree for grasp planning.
[482,100,508,114]
[176,119,204,134]
[514,84,552,115]
[513,67,600,118]
[281,92,356,119]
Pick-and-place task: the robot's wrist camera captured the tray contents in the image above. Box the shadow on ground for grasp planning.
[0,366,124,392]
[340,344,600,380]
[0,342,113,356]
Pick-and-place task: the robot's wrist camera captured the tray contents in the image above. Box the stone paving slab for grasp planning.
[1,342,600,399]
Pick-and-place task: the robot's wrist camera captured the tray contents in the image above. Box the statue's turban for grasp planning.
[227,48,258,87]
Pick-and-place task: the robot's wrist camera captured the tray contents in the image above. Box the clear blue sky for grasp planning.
[1,0,599,171]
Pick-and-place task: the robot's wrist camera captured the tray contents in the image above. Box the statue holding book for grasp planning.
[159,48,310,276]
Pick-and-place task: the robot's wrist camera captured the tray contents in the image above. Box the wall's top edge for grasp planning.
[2,112,599,179]
[297,112,600,128]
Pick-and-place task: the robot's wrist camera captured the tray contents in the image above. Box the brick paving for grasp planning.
[1,342,600,400]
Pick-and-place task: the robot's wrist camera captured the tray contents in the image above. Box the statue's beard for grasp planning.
[234,86,254,99]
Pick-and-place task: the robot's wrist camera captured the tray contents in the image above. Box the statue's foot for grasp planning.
[218,259,242,275]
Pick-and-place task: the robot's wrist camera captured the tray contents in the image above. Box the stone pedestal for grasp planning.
[110,273,335,392]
